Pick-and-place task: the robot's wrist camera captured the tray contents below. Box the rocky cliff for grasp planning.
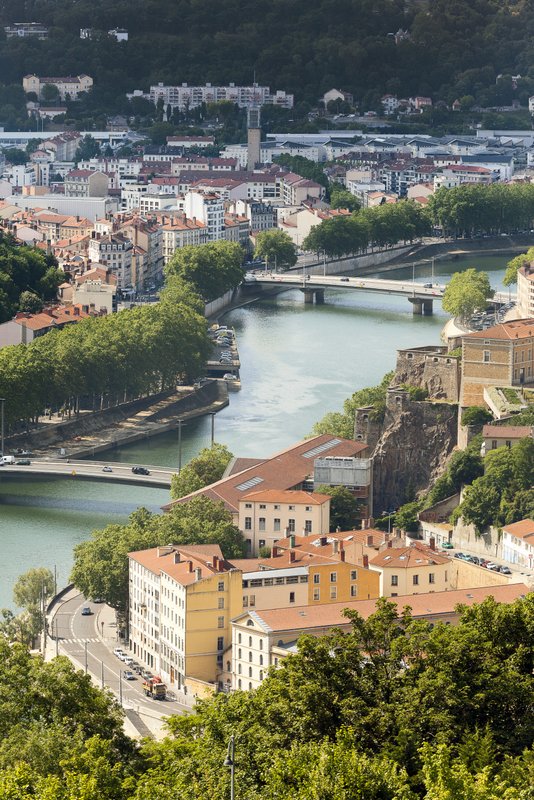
[365,388,458,514]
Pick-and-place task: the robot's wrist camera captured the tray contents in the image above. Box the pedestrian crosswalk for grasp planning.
[56,637,101,644]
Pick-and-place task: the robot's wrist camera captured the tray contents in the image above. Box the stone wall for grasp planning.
[450,559,511,589]
[451,519,503,560]
[395,346,460,402]
[371,389,458,513]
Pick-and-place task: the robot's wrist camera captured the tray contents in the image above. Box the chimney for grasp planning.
[340,548,346,562]
[212,555,219,570]
[195,567,202,581]
[429,537,436,551]
[289,533,296,548]
[187,560,193,573]
[289,550,296,563]
[387,540,393,548]
[320,536,327,547]
[173,551,181,564]
[332,539,339,555]
[366,534,374,547]
[363,554,369,568]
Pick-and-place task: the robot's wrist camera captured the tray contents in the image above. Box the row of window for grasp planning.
[244,503,314,512]
[244,517,312,532]
[391,573,439,586]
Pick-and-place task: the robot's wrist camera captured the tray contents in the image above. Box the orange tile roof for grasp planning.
[465,319,534,340]
[370,542,450,569]
[163,435,367,513]
[242,584,529,632]
[483,425,533,438]
[241,489,331,505]
[502,519,534,541]
[128,543,226,585]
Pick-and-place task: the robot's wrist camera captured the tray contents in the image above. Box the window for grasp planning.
[218,581,224,591]
[288,519,295,532]
[245,517,252,530]
[217,636,224,651]
[217,616,224,628]
[305,506,311,512]
[289,591,295,603]
[259,640,263,650]
[259,504,266,509]
[249,595,255,607]
[238,664,242,674]
[413,575,419,586]
[330,572,337,583]
[429,573,435,584]
[259,670,263,681]
[218,598,224,609]
[391,575,398,586]
[350,585,357,597]
[288,505,295,511]
[243,596,248,607]
[350,570,357,580]
[483,350,490,363]
[506,440,511,448]
[274,504,280,510]
[273,518,280,531]
[259,539,265,549]
[491,440,497,449]
[238,633,242,644]
[305,520,312,533]
[259,517,266,531]
[313,574,320,584]
[313,588,320,601]
[245,503,252,509]
[330,587,337,600]
[249,667,252,677]
[249,651,253,662]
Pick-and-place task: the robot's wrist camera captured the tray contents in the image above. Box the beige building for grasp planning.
[369,541,451,596]
[517,264,534,318]
[229,583,529,691]
[72,267,117,314]
[64,170,109,198]
[161,214,207,264]
[23,74,93,100]
[238,489,331,555]
[460,319,534,407]
[482,424,533,455]
[128,544,243,693]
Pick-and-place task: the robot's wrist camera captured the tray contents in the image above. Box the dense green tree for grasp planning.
[18,290,44,313]
[316,485,361,531]
[165,241,244,302]
[442,269,493,323]
[330,187,361,212]
[71,498,245,620]
[170,443,233,499]
[461,406,493,427]
[503,247,534,286]
[74,134,100,162]
[394,500,421,532]
[254,229,297,270]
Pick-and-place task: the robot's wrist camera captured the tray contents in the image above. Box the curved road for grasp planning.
[49,590,189,736]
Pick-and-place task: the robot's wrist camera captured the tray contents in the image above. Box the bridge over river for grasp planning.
[245,273,513,315]
[0,459,175,488]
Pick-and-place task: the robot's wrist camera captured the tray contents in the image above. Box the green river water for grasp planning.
[0,254,511,606]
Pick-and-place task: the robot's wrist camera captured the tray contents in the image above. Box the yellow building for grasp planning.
[369,541,451,597]
[461,319,534,408]
[128,544,242,693]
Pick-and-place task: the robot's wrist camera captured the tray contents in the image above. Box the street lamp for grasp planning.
[223,734,235,800]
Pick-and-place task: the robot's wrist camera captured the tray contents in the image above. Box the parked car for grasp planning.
[133,663,144,674]
[454,552,466,559]
[142,670,153,681]
[498,565,512,575]
[123,656,134,666]
[113,648,124,658]
[486,562,499,571]
[441,541,454,549]
[123,670,136,680]
[16,459,31,465]
[132,466,150,475]
[118,651,129,661]
[102,465,113,473]
[340,277,350,282]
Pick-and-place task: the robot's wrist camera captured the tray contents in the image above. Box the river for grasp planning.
[0,253,511,607]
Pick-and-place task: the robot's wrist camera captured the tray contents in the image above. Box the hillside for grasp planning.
[1,1,534,113]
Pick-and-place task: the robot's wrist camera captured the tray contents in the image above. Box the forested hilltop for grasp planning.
[3,0,534,111]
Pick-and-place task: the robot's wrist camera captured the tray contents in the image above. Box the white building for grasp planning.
[128,83,293,111]
[502,519,534,568]
[108,28,128,41]
[88,233,133,288]
[184,191,224,240]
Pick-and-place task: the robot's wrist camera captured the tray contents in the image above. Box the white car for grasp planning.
[113,648,124,658]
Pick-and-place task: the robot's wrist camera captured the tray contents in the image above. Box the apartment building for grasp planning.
[460,319,534,407]
[32,211,93,242]
[160,214,207,263]
[230,199,276,233]
[517,264,534,318]
[128,544,243,692]
[369,541,451,597]
[64,169,109,198]
[184,191,224,240]
[41,132,82,161]
[229,583,528,691]
[23,74,93,100]
[128,82,293,111]
[88,233,133,289]
[501,519,534,569]
[116,215,163,288]
[238,490,331,555]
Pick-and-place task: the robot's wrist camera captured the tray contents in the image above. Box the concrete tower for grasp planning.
[247,106,261,170]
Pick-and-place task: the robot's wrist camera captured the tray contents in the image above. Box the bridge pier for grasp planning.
[408,297,434,316]
[302,288,325,305]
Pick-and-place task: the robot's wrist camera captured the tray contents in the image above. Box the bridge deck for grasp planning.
[0,459,175,488]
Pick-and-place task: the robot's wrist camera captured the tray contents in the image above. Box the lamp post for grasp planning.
[223,734,235,800]
[177,418,183,472]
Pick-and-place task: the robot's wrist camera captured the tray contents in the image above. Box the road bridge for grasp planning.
[245,273,513,315]
[0,459,175,488]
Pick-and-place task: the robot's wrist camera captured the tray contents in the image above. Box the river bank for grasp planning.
[4,381,229,460]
